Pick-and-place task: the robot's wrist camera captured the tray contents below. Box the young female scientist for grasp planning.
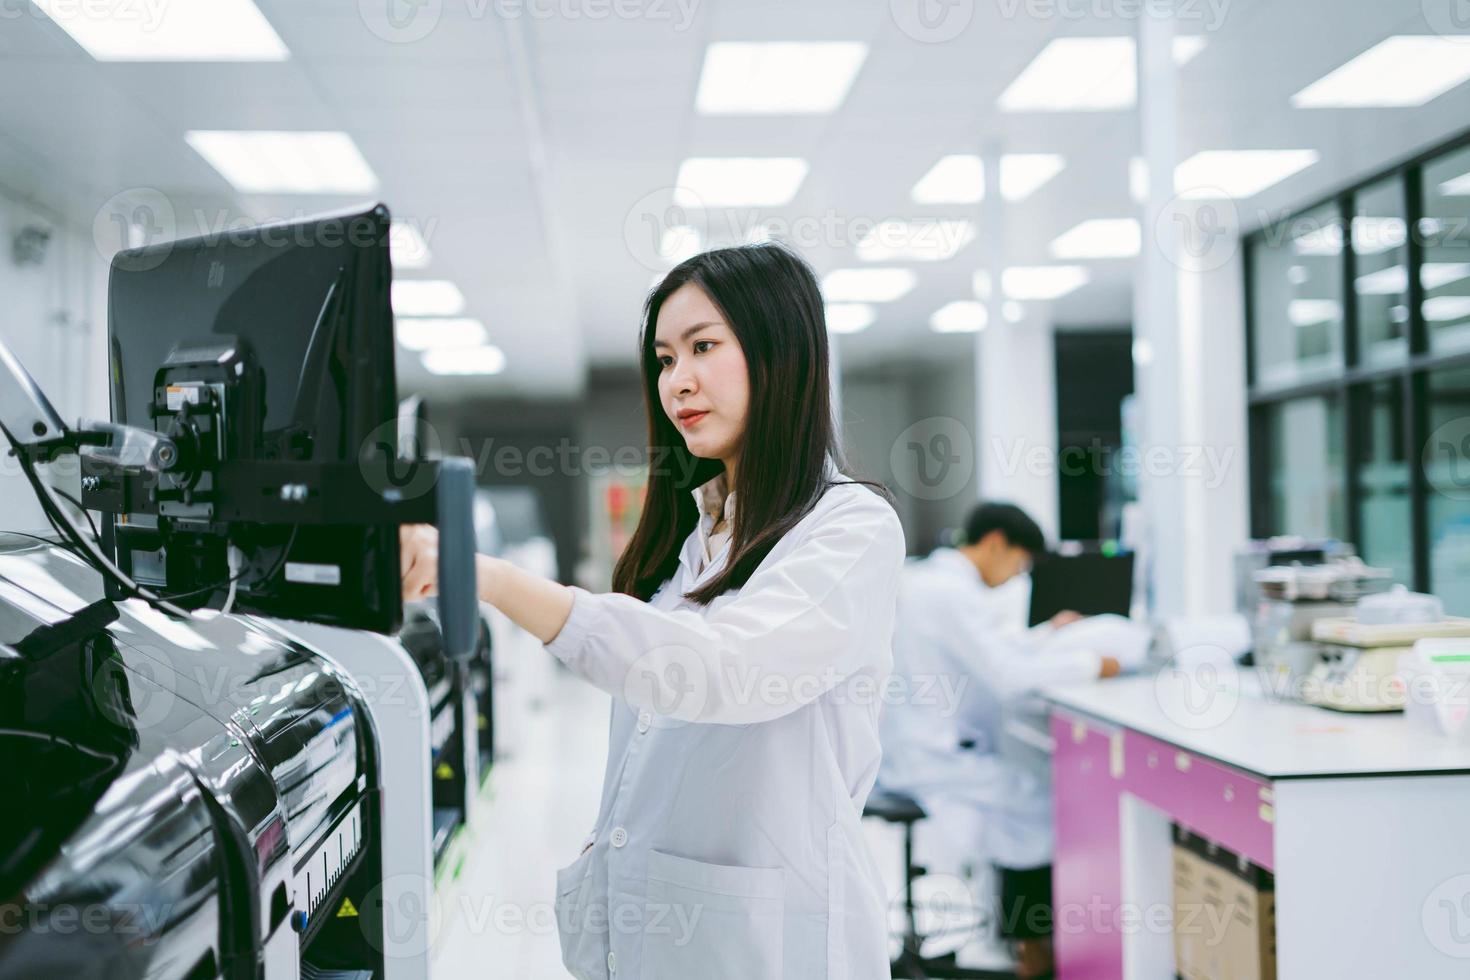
[399,244,906,980]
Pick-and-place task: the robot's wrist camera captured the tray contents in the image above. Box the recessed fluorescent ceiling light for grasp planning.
[1173,150,1319,199]
[392,280,466,317]
[396,318,487,351]
[930,301,988,333]
[1050,218,1141,259]
[33,0,287,60]
[1287,299,1340,326]
[826,303,877,334]
[1001,265,1090,300]
[390,224,432,269]
[186,131,377,194]
[1354,263,1470,296]
[696,41,868,114]
[1292,36,1470,108]
[999,37,1136,111]
[674,158,809,207]
[821,268,917,302]
[1441,172,1470,196]
[1425,263,1470,290]
[422,346,506,376]
[1173,36,1207,66]
[1130,157,1149,203]
[1354,266,1407,296]
[856,220,975,262]
[1350,216,1407,255]
[1002,154,1068,200]
[1425,296,1470,322]
[910,154,1066,204]
[1291,223,1344,256]
[912,156,982,204]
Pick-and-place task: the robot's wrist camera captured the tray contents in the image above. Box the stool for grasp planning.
[863,789,1015,980]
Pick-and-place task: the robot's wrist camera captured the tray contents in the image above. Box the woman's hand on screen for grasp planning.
[400,523,439,601]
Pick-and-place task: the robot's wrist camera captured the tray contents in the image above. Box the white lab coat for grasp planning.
[878,549,1106,872]
[543,464,906,980]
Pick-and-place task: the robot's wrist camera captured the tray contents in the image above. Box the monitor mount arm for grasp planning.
[0,333,170,465]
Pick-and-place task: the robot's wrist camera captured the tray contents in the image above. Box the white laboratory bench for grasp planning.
[1042,672,1470,979]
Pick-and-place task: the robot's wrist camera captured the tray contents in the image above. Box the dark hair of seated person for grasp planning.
[962,501,1046,556]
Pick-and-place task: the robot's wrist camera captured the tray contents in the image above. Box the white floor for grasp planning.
[431,637,1011,977]
[432,637,608,978]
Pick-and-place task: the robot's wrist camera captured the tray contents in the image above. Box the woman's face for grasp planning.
[653,283,750,465]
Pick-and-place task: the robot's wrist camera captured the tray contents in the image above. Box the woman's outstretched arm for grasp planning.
[400,524,573,643]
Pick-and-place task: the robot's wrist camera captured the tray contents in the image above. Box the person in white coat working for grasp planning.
[400,243,907,980]
[879,503,1129,979]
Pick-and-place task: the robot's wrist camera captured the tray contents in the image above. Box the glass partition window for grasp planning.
[1264,396,1346,540]
[1352,178,1409,367]
[1421,146,1470,355]
[1353,380,1412,586]
[1251,204,1345,390]
[1249,136,1470,596]
[1426,367,1470,614]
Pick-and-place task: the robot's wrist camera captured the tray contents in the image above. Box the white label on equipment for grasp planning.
[165,385,201,410]
[285,562,341,586]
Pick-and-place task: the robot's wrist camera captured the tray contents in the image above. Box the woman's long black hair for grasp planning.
[612,243,893,605]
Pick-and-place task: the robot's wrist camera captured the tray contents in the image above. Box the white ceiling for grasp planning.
[4,0,1470,397]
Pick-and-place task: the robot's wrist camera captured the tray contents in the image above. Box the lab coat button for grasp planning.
[610,827,628,848]
[637,712,652,733]
[607,951,617,972]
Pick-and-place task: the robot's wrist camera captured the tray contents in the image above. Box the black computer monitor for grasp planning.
[1027,551,1135,627]
[101,204,403,632]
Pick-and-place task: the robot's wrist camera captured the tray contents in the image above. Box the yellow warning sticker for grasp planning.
[337,897,359,918]
[435,763,454,780]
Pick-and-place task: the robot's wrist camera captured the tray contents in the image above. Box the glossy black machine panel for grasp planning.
[0,535,384,978]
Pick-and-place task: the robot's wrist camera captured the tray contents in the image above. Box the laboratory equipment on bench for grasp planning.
[1251,559,1392,699]
[1400,638,1470,739]
[1304,588,1470,713]
[1233,537,1352,616]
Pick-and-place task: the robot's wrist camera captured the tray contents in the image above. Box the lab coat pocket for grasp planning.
[643,850,785,980]
[555,850,609,980]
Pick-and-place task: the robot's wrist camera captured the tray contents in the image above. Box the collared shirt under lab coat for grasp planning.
[694,469,735,566]
[878,547,1103,871]
[544,465,906,980]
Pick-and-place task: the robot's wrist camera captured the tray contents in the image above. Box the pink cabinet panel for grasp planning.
[1122,730,1274,871]
[1052,712,1124,979]
[1051,710,1277,978]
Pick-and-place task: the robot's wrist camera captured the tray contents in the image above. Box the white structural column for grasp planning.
[1134,12,1187,616]
[1134,12,1248,616]
[975,140,1060,539]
